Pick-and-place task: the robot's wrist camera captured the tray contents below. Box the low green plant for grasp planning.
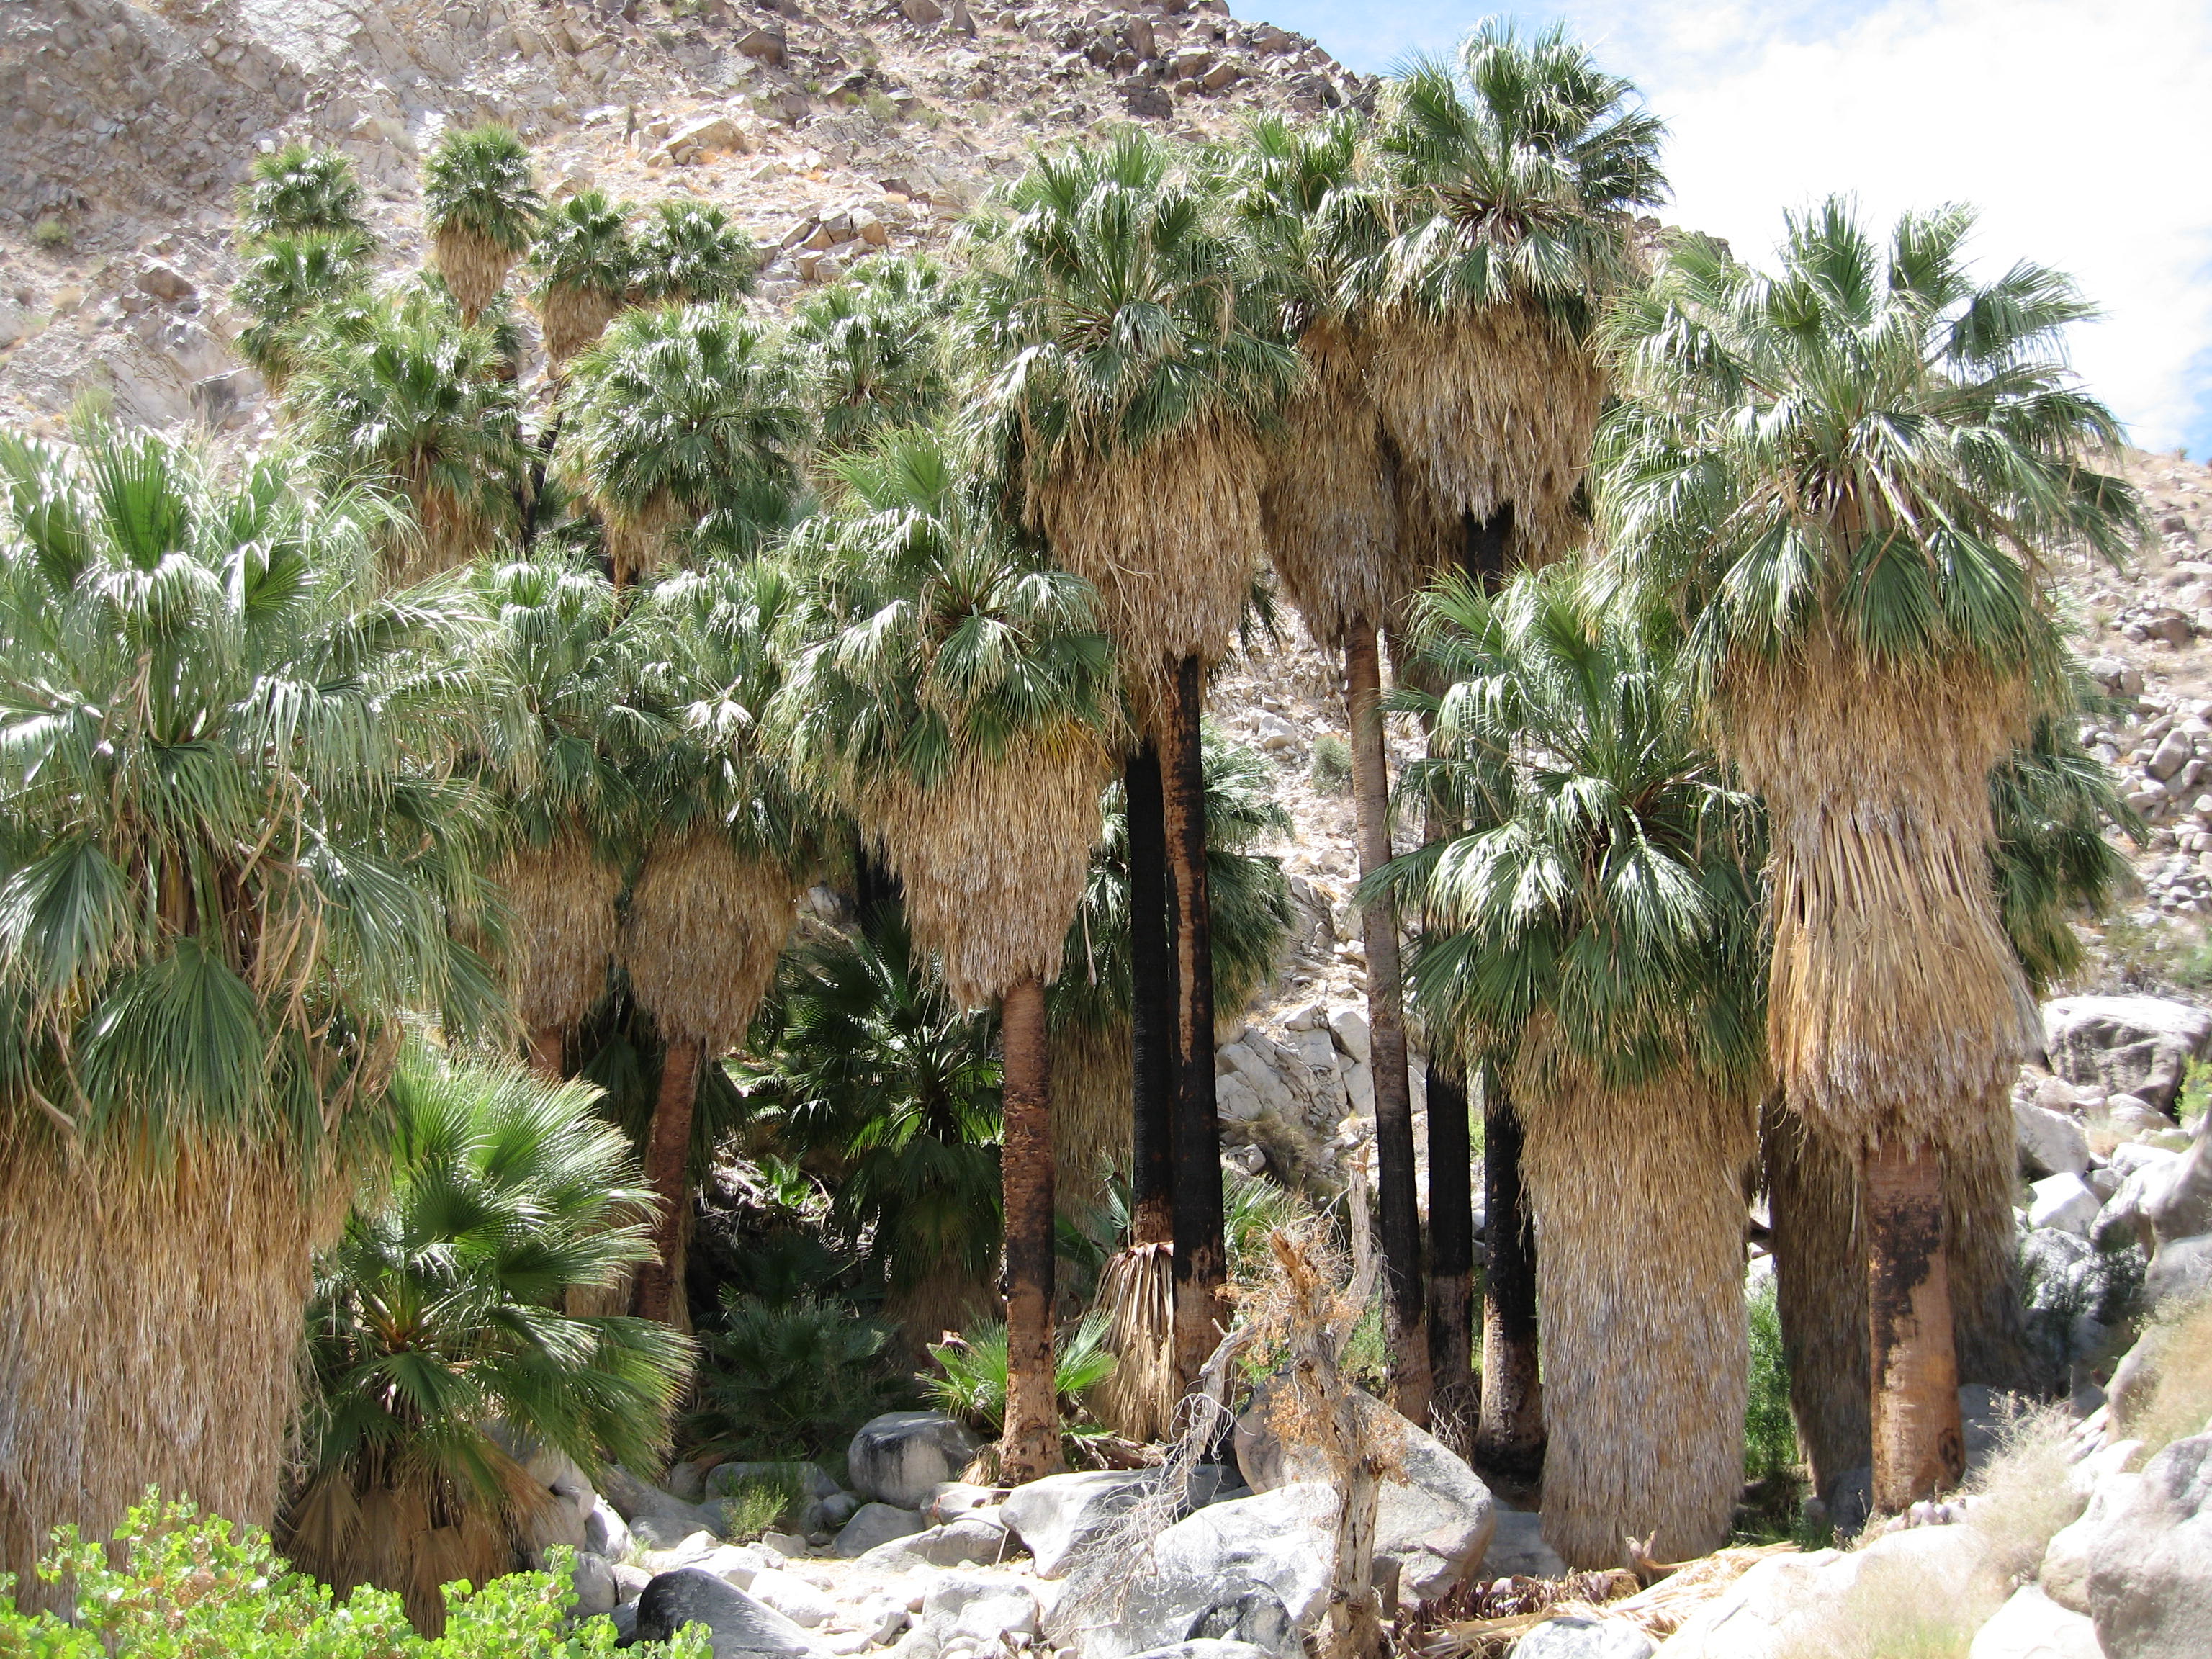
[0,1496,707,1657]
[1308,732,1352,793]
[30,217,70,251]
[1744,1275,1798,1481]
[921,1313,1117,1436]
[714,1470,807,1542]
[863,91,902,124]
[689,1293,904,1463]
[2177,1064,2210,1131]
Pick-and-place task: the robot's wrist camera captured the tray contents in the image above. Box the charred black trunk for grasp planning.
[1126,741,1176,1249]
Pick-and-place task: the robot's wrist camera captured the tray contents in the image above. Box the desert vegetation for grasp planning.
[1,14,2185,1658]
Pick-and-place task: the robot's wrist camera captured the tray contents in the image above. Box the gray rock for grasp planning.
[1480,1507,1567,1578]
[742,1567,838,1629]
[609,1598,639,1643]
[1000,1470,1151,1578]
[2144,1233,2212,1314]
[2044,995,2212,1113]
[2082,1431,2212,1658]
[629,1568,830,1659]
[1969,1583,2101,1658]
[920,1480,1002,1522]
[1660,1527,1997,1659]
[2030,1173,2103,1238]
[1233,1378,1493,1601]
[572,1550,619,1617]
[1185,1588,1294,1651]
[1057,1484,1334,1659]
[585,1496,634,1563]
[857,1515,1010,1570]
[833,1501,925,1558]
[1514,1615,1657,1659]
[921,1571,1038,1642]
[602,1462,719,1532]
[665,1460,711,1503]
[633,1511,722,1550]
[819,1491,858,1529]
[2016,1100,2093,1178]
[1116,1646,1271,1659]
[847,1412,981,1509]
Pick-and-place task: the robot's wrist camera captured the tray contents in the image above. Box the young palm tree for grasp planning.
[772,426,1117,1478]
[422,123,544,325]
[231,231,372,391]
[1376,20,1665,1452]
[619,559,820,1326]
[235,141,371,247]
[527,189,637,367]
[1599,202,2140,1510]
[788,255,959,458]
[1378,569,1766,1565]
[629,199,760,307]
[284,286,529,577]
[282,1048,690,1634]
[966,131,1300,1385]
[558,302,807,585]
[0,431,498,1606]
[472,554,657,1079]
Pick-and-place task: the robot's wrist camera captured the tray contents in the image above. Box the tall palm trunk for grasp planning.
[1865,1141,1964,1511]
[1345,626,1430,1420]
[635,1035,702,1327]
[1127,742,1176,1249]
[526,1024,565,1081]
[1425,1062,1475,1439]
[1163,655,1227,1385]
[1764,1101,1869,1503]
[1000,974,1061,1480]
[1476,1068,1544,1476]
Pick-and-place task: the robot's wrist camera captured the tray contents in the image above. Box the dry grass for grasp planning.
[862,724,1111,1007]
[622,830,795,1051]
[1035,416,1266,739]
[1371,302,1601,578]
[498,835,621,1035]
[0,1135,348,1612]
[1728,636,2037,1160]
[433,224,516,323]
[1514,1058,1759,1566]
[536,282,619,366]
[1962,1399,2082,1583]
[2116,1295,2212,1457]
[1092,1241,1177,1442]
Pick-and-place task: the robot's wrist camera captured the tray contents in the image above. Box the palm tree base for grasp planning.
[1866,1139,1966,1514]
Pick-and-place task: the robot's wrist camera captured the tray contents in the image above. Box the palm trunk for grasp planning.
[1163,654,1227,1386]
[1424,1060,1475,1440]
[1127,741,1176,1249]
[526,1023,565,1082]
[1865,1138,1964,1513]
[999,974,1062,1481]
[635,1035,702,1327]
[1946,1100,2033,1393]
[1763,1101,1870,1504]
[1475,1070,1544,1478]
[1345,626,1430,1421]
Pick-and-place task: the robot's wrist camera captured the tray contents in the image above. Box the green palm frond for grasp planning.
[422,124,543,253]
[788,256,961,456]
[236,142,371,246]
[630,200,760,306]
[527,189,637,303]
[231,232,372,385]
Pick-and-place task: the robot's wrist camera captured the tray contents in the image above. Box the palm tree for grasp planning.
[1376,20,1666,1451]
[231,231,372,392]
[527,189,637,367]
[630,199,760,307]
[422,123,543,325]
[1377,568,1766,1565]
[284,286,529,577]
[0,430,497,1606]
[772,426,1117,1478]
[472,554,655,1079]
[281,1047,691,1634]
[1598,202,2140,1511]
[236,141,371,247]
[966,131,1301,1386]
[788,255,959,458]
[619,559,821,1326]
[558,303,807,585]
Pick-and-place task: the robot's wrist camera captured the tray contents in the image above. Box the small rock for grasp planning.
[137,264,195,303]
[2016,1100,2092,1178]
[901,0,944,23]
[585,1496,634,1563]
[834,1501,927,1558]
[572,1550,620,1617]
[736,26,786,65]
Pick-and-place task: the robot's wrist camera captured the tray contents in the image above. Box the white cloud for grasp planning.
[1249,0,2212,454]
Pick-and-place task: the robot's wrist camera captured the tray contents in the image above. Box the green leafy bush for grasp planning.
[920,1313,1116,1436]
[1309,732,1352,793]
[0,1496,708,1658]
[1745,1274,1799,1481]
[688,1294,904,1464]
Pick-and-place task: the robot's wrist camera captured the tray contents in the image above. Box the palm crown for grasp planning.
[630,199,760,307]
[236,142,371,248]
[527,189,637,364]
[788,256,961,457]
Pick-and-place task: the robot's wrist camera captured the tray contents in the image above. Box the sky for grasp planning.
[1244,0,2212,461]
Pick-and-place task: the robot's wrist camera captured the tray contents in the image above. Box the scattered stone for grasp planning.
[848,1412,981,1508]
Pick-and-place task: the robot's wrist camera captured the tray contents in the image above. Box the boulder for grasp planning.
[2043,996,2212,1113]
[847,1411,980,1508]
[1516,1616,1656,1659]
[900,0,943,23]
[1967,1584,2102,1659]
[2016,1100,2092,1178]
[629,1568,832,1659]
[920,1480,1003,1523]
[734,26,785,65]
[1234,1379,1494,1601]
[1483,1507,1566,1578]
[855,1515,1010,1570]
[1328,1004,1371,1064]
[2041,1471,2138,1614]
[2029,1174,2102,1238]
[572,1550,619,1617]
[632,1511,722,1551]
[742,1567,838,1629]
[1057,1484,1334,1659]
[2097,1130,2212,1254]
[2144,1233,2212,1315]
[832,1501,925,1557]
[585,1497,634,1563]
[1000,1470,1150,1578]
[602,1462,721,1534]
[2082,1432,2212,1658]
[922,1572,1039,1642]
[707,1462,842,1502]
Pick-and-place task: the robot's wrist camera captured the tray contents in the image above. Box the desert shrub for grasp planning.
[714,1469,810,1542]
[0,1495,707,1658]
[921,1313,1116,1437]
[688,1293,904,1465]
[1745,1274,1799,1481]
[31,217,70,251]
[1773,1539,2006,1659]
[1964,1400,2083,1583]
[2118,1295,2212,1460]
[1309,732,1352,793]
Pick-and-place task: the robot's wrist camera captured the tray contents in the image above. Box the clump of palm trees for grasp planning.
[0,14,2149,1610]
